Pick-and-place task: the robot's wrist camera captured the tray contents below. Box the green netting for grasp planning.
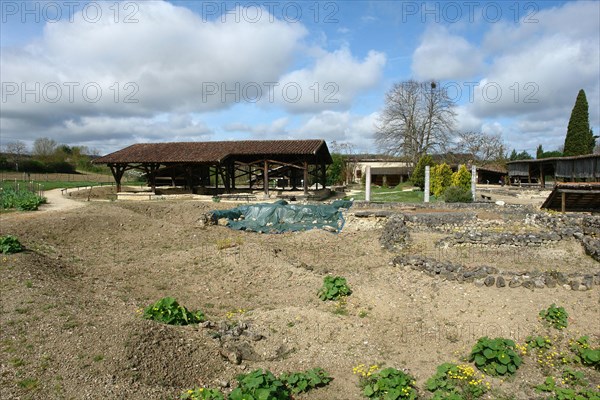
[211,200,353,233]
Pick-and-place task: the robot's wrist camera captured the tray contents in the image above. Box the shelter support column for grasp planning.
[264,160,269,197]
[303,161,308,195]
[224,164,231,193]
[109,163,126,193]
[144,163,160,193]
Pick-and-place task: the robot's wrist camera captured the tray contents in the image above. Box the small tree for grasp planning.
[4,141,28,171]
[326,153,344,185]
[452,165,471,190]
[410,154,434,190]
[536,145,544,159]
[431,163,453,197]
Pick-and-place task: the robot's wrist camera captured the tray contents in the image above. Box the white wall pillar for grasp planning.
[471,165,477,201]
[424,165,430,203]
[365,165,371,202]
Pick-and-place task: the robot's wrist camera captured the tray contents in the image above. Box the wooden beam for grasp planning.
[557,189,600,194]
[561,192,566,213]
[303,161,308,195]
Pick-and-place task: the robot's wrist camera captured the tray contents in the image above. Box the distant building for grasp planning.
[350,155,411,186]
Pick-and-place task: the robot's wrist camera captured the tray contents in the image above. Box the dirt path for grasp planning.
[0,188,87,221]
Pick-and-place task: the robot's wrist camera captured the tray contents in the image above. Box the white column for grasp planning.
[471,165,477,201]
[365,165,371,202]
[424,166,430,203]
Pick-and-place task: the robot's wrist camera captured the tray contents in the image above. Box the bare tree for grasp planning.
[3,141,29,171]
[375,80,456,164]
[32,137,57,162]
[595,143,600,155]
[451,131,506,164]
[330,141,359,184]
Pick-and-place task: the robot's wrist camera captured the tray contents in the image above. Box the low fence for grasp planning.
[0,171,115,183]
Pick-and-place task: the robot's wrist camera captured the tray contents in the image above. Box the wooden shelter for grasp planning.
[541,182,600,212]
[507,154,600,186]
[92,140,332,196]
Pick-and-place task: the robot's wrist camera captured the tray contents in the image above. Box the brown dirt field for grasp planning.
[0,197,599,399]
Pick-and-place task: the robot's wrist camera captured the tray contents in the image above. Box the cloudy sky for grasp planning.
[1,0,599,155]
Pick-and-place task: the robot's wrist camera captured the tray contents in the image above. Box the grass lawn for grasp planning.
[348,184,439,203]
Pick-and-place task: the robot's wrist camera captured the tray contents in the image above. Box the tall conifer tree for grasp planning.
[563,89,591,156]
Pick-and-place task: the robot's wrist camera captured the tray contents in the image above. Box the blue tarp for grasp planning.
[211,200,353,233]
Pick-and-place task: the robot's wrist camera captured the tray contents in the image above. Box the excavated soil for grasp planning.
[1,197,599,399]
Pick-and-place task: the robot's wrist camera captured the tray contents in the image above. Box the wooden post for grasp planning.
[561,191,566,213]
[303,161,309,195]
[539,164,544,188]
[214,166,219,189]
[248,165,253,189]
[291,167,298,190]
[264,160,269,197]
[109,164,126,193]
[230,163,236,190]
[224,164,231,193]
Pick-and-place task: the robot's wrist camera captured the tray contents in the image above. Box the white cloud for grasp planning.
[1,0,387,149]
[412,26,484,80]
[223,117,290,136]
[275,47,386,112]
[471,1,599,121]
[294,111,379,151]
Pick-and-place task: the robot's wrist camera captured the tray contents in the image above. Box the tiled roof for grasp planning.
[94,140,329,164]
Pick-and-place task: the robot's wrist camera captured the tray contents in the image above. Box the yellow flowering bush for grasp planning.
[426,363,490,399]
[180,387,224,400]
[354,364,417,399]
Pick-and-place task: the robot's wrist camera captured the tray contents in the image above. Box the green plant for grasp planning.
[536,377,600,400]
[553,388,600,399]
[540,304,569,330]
[570,336,600,369]
[229,369,289,400]
[443,185,473,203]
[410,154,434,190]
[536,376,557,393]
[426,363,489,399]
[0,187,46,211]
[0,235,23,254]
[280,367,332,394]
[431,163,453,197]
[527,335,553,350]
[469,337,522,376]
[354,365,418,399]
[180,387,224,400]
[523,335,559,372]
[17,378,38,390]
[142,297,205,325]
[561,368,588,387]
[318,276,352,301]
